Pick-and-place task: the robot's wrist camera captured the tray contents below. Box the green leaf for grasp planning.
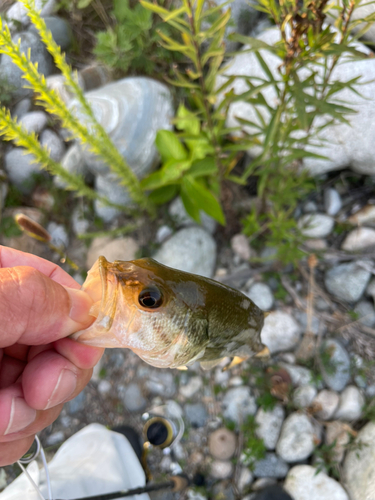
[176,104,200,135]
[182,176,225,225]
[155,130,188,162]
[188,157,218,177]
[148,184,178,204]
[77,0,93,8]
[180,184,201,223]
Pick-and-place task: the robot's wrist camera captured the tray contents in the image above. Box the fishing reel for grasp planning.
[142,400,184,450]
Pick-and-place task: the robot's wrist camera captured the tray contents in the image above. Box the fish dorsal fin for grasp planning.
[200,358,226,370]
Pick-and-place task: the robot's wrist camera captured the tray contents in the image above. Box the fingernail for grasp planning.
[45,369,77,409]
[5,398,36,435]
[65,287,93,325]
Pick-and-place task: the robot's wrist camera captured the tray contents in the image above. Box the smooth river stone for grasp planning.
[69,77,173,178]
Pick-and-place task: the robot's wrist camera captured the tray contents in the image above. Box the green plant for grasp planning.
[314,441,340,479]
[94,0,178,75]
[0,75,15,106]
[241,415,266,470]
[0,0,149,212]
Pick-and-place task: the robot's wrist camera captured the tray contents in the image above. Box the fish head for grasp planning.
[72,256,208,367]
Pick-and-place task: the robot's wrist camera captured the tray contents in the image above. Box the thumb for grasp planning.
[0,266,93,347]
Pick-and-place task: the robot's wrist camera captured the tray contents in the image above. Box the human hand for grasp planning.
[0,245,104,466]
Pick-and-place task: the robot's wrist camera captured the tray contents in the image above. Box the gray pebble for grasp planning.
[122,383,146,412]
[169,196,217,235]
[46,430,64,446]
[253,453,290,478]
[222,386,257,425]
[40,129,66,162]
[144,371,176,397]
[19,111,48,134]
[354,299,375,327]
[47,221,69,248]
[94,173,131,222]
[324,188,342,216]
[325,261,372,302]
[298,213,335,238]
[67,391,86,414]
[55,143,89,189]
[276,413,315,463]
[319,339,351,392]
[247,282,274,311]
[30,16,73,51]
[185,403,208,428]
[12,98,32,119]
[255,405,284,450]
[4,147,42,193]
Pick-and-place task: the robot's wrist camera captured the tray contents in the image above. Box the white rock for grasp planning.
[325,420,351,463]
[354,300,375,328]
[210,460,233,479]
[40,129,66,162]
[334,385,364,421]
[222,386,257,425]
[237,467,253,493]
[169,197,217,235]
[71,206,90,236]
[97,380,111,394]
[4,147,41,193]
[86,236,139,269]
[46,73,85,106]
[324,188,342,216]
[94,173,130,222]
[55,143,88,189]
[231,233,252,261]
[319,339,351,392]
[325,261,372,302]
[312,390,340,420]
[344,422,375,500]
[19,111,48,134]
[293,385,317,408]
[298,214,335,238]
[303,201,318,213]
[156,225,173,243]
[187,490,207,500]
[247,282,274,311]
[179,376,203,398]
[154,227,217,278]
[217,27,375,176]
[255,405,285,450]
[276,413,315,463]
[260,311,301,354]
[47,222,69,248]
[0,468,6,490]
[285,465,349,500]
[209,428,237,460]
[12,98,32,119]
[279,363,313,387]
[6,0,57,28]
[342,227,375,251]
[348,204,375,225]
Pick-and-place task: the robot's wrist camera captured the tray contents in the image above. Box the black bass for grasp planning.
[72,257,269,369]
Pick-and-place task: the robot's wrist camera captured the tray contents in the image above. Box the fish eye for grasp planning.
[138,287,163,309]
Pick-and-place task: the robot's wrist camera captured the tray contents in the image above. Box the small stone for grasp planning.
[12,98,32,119]
[293,385,317,408]
[40,129,66,162]
[154,227,217,278]
[311,390,340,420]
[294,311,325,335]
[179,376,203,398]
[253,453,289,479]
[209,428,237,460]
[0,31,53,98]
[334,385,364,421]
[187,490,207,500]
[285,465,349,500]
[144,371,176,397]
[35,16,73,51]
[344,422,375,500]
[354,299,375,327]
[251,479,278,492]
[231,233,252,261]
[67,391,85,414]
[122,383,146,412]
[6,0,56,28]
[324,188,342,216]
[255,405,284,450]
[97,380,111,394]
[210,460,234,479]
[156,225,173,243]
[46,430,65,446]
[4,147,41,194]
[348,204,375,225]
[55,143,88,189]
[71,206,90,236]
[19,111,48,134]
[185,403,208,428]
[298,214,335,238]
[319,340,351,392]
[325,261,372,302]
[46,73,84,105]
[303,201,318,213]
[238,467,253,493]
[325,421,352,463]
[260,311,301,354]
[276,413,315,463]
[94,173,131,222]
[279,363,313,387]
[47,222,69,248]
[169,196,217,235]
[342,227,375,251]
[229,376,243,386]
[86,236,139,269]
[31,187,55,211]
[304,239,327,250]
[247,283,274,311]
[222,386,257,425]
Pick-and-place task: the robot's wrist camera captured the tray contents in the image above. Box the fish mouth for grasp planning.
[71,256,134,347]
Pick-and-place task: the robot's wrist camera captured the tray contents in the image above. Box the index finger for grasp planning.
[0,246,80,289]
